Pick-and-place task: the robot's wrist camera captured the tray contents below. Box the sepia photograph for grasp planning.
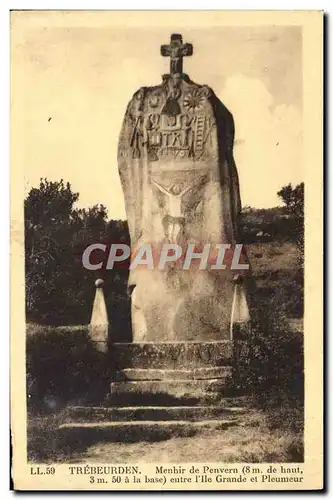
[10,10,323,490]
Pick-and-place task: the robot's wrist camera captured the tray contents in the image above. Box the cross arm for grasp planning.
[161,45,172,57]
[179,43,193,57]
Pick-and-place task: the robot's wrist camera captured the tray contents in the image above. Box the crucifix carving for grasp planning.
[161,34,193,75]
[151,176,207,244]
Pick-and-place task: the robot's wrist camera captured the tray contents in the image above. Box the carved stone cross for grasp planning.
[161,34,193,74]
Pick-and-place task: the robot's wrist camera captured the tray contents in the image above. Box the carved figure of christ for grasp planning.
[151,176,207,244]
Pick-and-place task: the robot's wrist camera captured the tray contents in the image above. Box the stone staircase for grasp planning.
[59,341,248,441]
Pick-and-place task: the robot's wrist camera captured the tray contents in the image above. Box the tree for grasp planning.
[277,182,304,267]
[25,179,110,324]
[277,183,304,222]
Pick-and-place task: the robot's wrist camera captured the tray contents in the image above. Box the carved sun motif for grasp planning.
[183,90,205,113]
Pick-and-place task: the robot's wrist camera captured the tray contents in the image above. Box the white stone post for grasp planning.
[230,275,250,340]
[89,279,109,353]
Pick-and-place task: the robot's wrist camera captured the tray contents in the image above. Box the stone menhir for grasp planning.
[61,35,251,441]
[118,33,251,342]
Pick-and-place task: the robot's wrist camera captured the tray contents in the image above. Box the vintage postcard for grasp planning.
[11,10,323,491]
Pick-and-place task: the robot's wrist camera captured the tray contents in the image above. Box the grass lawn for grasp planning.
[27,398,303,463]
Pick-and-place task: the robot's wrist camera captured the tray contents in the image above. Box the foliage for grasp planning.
[26,327,113,413]
[277,182,304,268]
[277,182,304,220]
[25,178,131,329]
[240,183,304,247]
[244,319,303,403]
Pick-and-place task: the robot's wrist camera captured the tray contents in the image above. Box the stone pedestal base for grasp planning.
[60,341,248,441]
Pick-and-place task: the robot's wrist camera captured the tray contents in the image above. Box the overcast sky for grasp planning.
[12,13,303,219]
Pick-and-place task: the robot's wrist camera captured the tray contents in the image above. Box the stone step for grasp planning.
[109,341,245,370]
[110,378,231,395]
[114,366,232,381]
[58,419,239,443]
[107,378,233,406]
[65,404,247,423]
[105,390,226,406]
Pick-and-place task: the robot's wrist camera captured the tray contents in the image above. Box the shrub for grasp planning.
[26,327,112,414]
[237,303,304,404]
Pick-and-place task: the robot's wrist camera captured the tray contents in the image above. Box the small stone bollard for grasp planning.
[89,279,109,353]
[230,275,250,340]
